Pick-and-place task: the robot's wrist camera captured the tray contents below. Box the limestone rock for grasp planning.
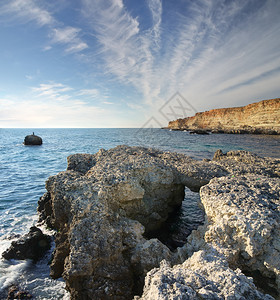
[168,98,280,134]
[197,175,280,289]
[37,145,280,299]
[212,149,280,178]
[136,249,274,300]
[24,133,43,145]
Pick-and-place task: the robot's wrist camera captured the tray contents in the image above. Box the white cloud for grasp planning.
[0,0,88,54]
[51,27,88,53]
[81,0,162,103]
[79,89,100,97]
[0,98,105,127]
[52,27,81,44]
[147,0,162,47]
[32,83,73,100]
[0,0,54,26]
[0,84,111,127]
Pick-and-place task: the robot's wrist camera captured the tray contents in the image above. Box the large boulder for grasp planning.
[24,133,42,145]
[2,226,51,262]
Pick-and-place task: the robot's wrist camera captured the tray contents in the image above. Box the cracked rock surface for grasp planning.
[38,145,280,299]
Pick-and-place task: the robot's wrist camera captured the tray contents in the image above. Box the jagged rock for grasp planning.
[136,249,274,300]
[38,145,280,299]
[24,133,42,145]
[213,149,224,160]
[2,226,51,262]
[186,174,280,290]
[212,150,280,178]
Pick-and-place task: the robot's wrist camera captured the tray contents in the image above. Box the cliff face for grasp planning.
[168,98,280,134]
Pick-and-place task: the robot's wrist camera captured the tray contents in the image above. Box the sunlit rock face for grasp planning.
[168,98,280,134]
[38,145,280,299]
[199,175,280,287]
[136,250,274,300]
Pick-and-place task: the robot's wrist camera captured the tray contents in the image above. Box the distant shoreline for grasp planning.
[167,98,280,135]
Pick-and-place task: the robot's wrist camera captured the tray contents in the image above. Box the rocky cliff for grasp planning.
[38,145,280,299]
[168,98,280,134]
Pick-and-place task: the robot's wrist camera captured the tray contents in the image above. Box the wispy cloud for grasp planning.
[82,0,280,115]
[0,83,110,127]
[50,27,88,53]
[32,83,73,101]
[79,89,100,97]
[147,0,162,48]
[81,0,164,103]
[0,0,88,54]
[0,0,54,26]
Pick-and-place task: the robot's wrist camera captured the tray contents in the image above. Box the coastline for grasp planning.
[167,98,280,135]
[0,129,279,299]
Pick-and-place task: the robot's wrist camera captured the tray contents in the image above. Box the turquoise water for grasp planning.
[0,128,279,298]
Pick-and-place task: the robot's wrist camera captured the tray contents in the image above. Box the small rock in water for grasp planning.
[2,226,51,262]
[7,285,32,299]
[24,133,42,145]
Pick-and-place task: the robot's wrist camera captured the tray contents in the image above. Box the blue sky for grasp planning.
[0,0,280,128]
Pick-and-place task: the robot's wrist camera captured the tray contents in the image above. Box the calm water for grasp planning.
[0,128,279,299]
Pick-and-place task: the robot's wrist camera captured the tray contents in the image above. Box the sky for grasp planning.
[0,0,280,128]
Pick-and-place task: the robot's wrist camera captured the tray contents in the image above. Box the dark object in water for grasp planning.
[2,226,51,262]
[7,285,32,299]
[189,130,209,135]
[24,133,42,145]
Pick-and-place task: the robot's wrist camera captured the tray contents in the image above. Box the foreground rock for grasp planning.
[2,226,51,262]
[38,145,280,299]
[24,133,42,145]
[186,174,280,295]
[168,98,280,134]
[137,250,274,300]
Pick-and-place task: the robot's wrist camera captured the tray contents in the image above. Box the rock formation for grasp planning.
[24,133,43,145]
[38,145,280,299]
[2,226,51,262]
[7,285,32,299]
[168,98,280,134]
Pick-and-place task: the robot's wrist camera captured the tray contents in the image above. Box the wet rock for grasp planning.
[2,226,51,262]
[24,133,42,145]
[37,192,53,229]
[7,285,32,299]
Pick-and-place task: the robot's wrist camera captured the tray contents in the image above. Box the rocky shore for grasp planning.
[167,98,280,134]
[37,145,280,299]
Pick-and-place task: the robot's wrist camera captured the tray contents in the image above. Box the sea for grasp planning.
[0,128,279,299]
